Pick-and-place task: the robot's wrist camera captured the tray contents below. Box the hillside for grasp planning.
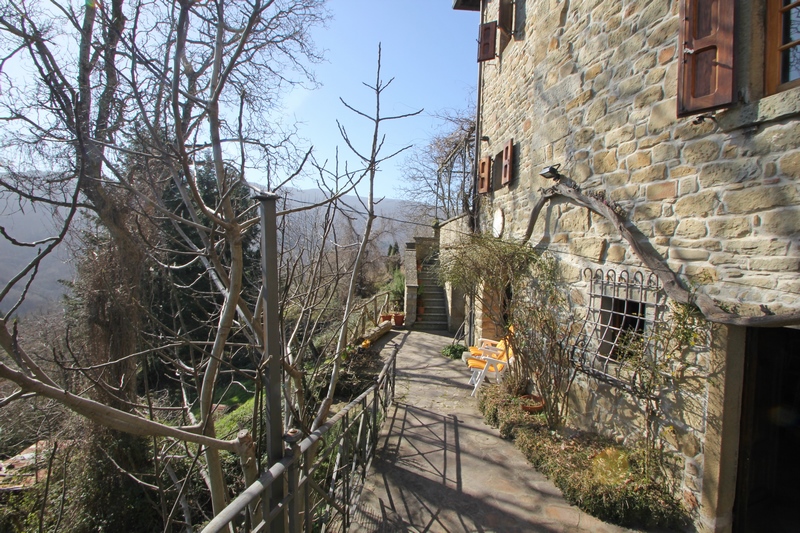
[0,190,432,317]
[284,188,433,245]
[0,199,73,317]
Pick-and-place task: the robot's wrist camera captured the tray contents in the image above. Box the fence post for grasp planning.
[341,410,350,531]
[284,429,303,533]
[302,445,311,533]
[257,193,285,533]
[371,386,378,458]
[390,345,398,406]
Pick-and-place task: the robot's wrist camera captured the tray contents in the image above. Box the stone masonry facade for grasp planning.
[465,0,800,531]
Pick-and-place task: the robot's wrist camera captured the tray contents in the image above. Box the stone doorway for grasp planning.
[734,327,800,532]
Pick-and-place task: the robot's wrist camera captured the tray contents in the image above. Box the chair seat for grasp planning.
[466,358,505,372]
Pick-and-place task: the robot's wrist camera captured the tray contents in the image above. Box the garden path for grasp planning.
[351,329,636,533]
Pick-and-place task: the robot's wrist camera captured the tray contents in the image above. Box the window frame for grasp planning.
[765,0,800,95]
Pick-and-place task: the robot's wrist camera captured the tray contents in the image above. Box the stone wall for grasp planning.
[472,0,800,531]
[439,215,470,333]
[478,0,800,319]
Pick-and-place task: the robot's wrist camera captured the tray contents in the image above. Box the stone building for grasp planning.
[446,0,800,531]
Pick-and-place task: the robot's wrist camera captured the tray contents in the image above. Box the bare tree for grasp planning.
[399,108,475,221]
[312,44,421,431]
[0,0,327,524]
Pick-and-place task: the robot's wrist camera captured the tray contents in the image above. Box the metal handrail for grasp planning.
[202,344,398,533]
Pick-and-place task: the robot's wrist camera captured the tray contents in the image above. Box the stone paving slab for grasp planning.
[352,329,636,533]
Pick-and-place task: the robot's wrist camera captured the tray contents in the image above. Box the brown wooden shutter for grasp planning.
[677,0,735,117]
[478,156,491,193]
[501,139,514,186]
[478,21,497,62]
[499,0,514,36]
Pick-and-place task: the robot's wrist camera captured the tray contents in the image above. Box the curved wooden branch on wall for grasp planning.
[523,182,800,327]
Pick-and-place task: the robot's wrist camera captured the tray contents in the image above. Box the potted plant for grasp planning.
[519,393,545,413]
[392,312,405,327]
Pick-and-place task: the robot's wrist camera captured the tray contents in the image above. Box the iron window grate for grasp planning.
[571,268,667,393]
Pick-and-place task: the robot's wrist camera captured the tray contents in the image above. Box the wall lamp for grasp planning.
[539,163,562,180]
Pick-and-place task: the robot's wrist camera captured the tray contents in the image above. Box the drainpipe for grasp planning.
[466,3,486,347]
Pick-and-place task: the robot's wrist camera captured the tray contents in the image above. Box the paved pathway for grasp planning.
[352,329,635,533]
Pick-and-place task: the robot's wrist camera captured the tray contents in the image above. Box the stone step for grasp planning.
[413,320,449,331]
[413,256,445,332]
[418,292,445,302]
[417,310,447,322]
[418,308,446,316]
[417,317,448,325]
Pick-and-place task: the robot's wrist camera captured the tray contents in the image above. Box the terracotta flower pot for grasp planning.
[392,313,405,327]
[520,394,545,413]
[380,314,393,323]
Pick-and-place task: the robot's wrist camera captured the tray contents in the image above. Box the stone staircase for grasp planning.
[414,256,448,331]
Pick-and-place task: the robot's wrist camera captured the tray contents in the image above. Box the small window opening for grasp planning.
[491,149,504,190]
[598,297,645,359]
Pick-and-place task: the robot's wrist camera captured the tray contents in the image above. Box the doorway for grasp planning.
[734,327,800,532]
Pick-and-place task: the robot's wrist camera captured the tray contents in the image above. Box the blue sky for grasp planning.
[284,1,479,199]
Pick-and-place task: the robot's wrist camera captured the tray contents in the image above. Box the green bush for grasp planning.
[383,268,405,311]
[441,343,466,360]
[478,385,688,530]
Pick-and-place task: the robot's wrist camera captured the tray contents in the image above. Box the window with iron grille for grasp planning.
[598,296,645,359]
[572,268,667,393]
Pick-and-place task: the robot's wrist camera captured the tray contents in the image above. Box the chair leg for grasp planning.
[471,366,489,396]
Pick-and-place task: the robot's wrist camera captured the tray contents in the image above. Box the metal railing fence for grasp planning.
[202,345,398,533]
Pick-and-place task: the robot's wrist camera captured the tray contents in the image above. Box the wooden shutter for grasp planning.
[499,0,514,36]
[478,156,491,194]
[677,0,735,117]
[478,21,497,62]
[501,139,514,186]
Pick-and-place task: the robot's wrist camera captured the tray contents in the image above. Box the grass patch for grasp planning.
[477,384,689,530]
[215,397,255,440]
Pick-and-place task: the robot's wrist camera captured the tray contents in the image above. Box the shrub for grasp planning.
[479,384,688,530]
[383,268,405,311]
[477,383,508,428]
[441,343,466,360]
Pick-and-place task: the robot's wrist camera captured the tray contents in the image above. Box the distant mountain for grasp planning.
[0,200,73,317]
[282,188,434,246]
[0,189,433,317]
